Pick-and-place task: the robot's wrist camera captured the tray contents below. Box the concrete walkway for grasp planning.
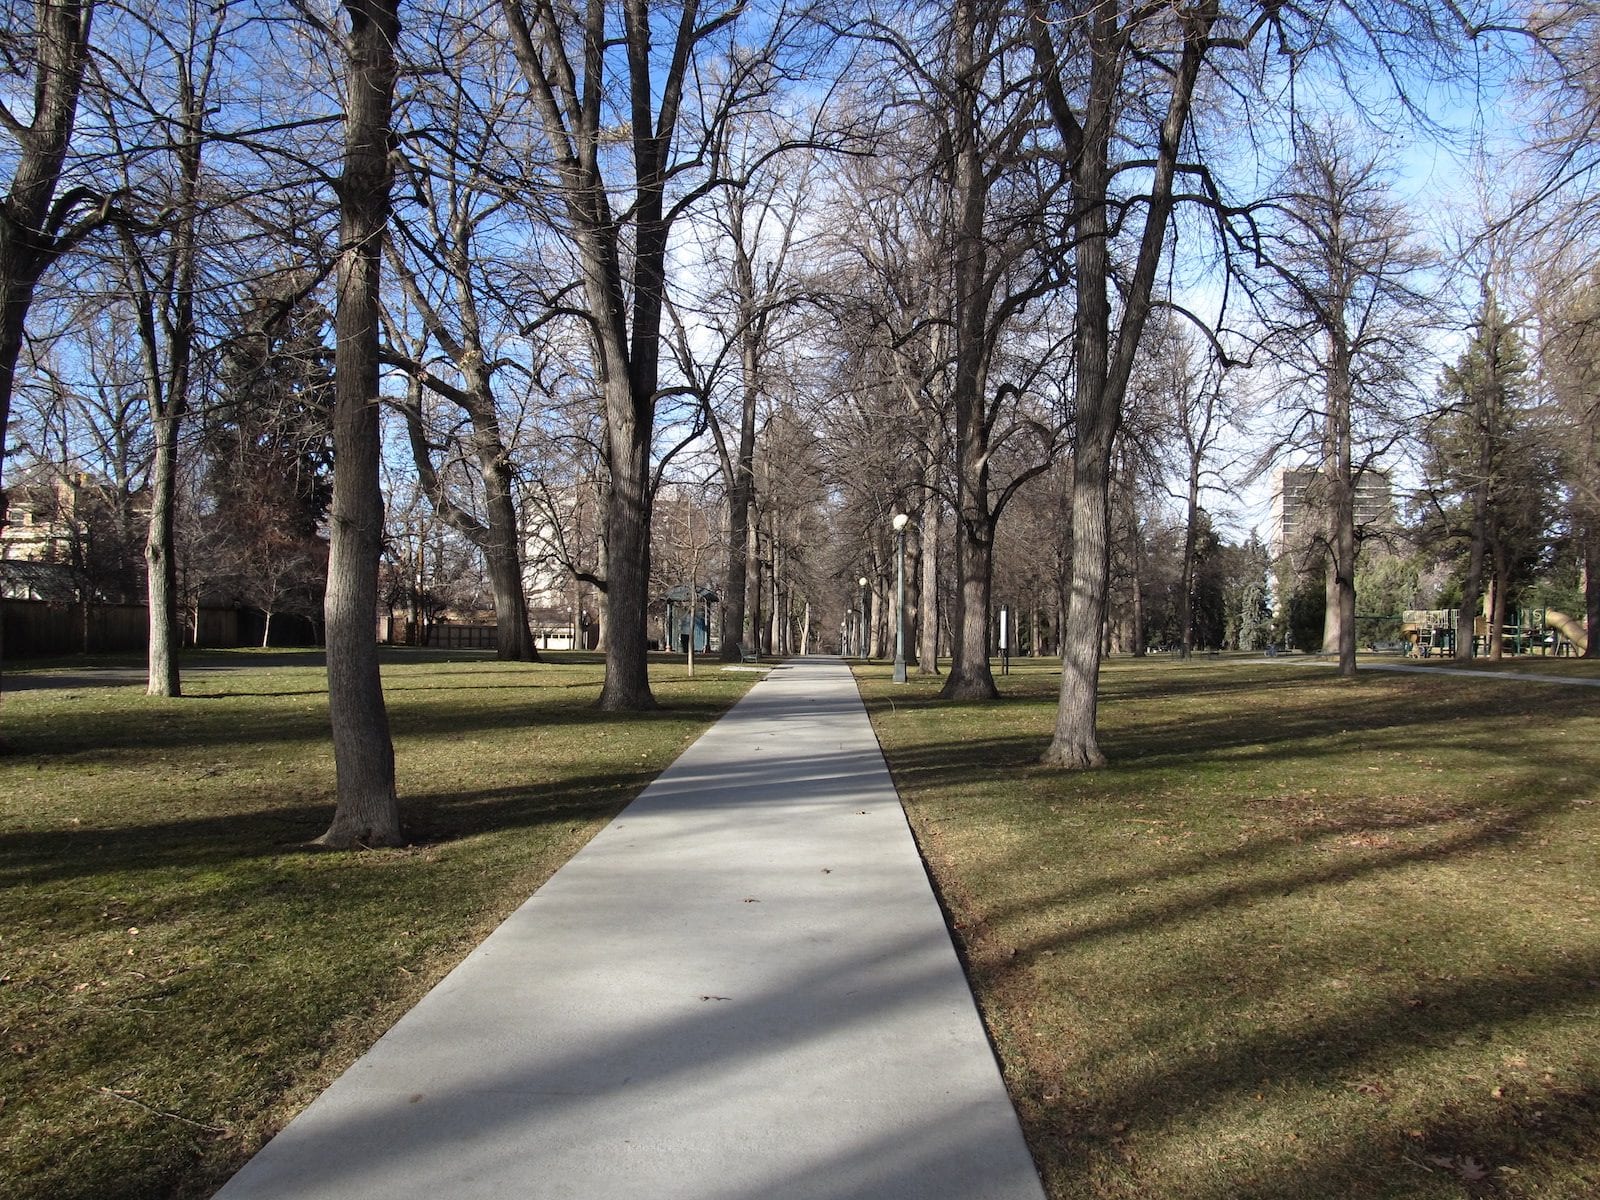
[1289,657,1600,688]
[213,657,1045,1200]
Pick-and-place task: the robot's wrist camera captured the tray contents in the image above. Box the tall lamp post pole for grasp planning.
[892,513,909,682]
[858,575,870,662]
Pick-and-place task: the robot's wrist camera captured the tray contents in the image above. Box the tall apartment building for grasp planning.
[1270,465,1395,557]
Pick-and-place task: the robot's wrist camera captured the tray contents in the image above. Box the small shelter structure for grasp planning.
[661,584,719,654]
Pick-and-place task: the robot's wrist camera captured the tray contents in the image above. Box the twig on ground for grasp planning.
[94,1087,226,1134]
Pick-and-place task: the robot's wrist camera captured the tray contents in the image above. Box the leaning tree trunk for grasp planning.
[318,0,402,849]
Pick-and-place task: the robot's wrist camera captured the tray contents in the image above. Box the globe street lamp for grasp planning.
[892,512,909,682]
[858,575,870,661]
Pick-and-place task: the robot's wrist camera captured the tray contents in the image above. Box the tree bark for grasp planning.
[720,314,761,660]
[145,411,182,695]
[1180,469,1200,659]
[318,0,402,849]
[0,3,96,690]
[1458,474,1489,661]
[596,378,656,708]
[939,0,999,702]
[1040,0,1213,766]
[918,486,941,675]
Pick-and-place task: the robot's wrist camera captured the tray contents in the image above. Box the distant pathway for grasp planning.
[1291,658,1600,689]
[213,656,1045,1200]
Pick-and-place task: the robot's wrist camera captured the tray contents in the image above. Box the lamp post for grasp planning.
[858,575,870,661]
[892,513,909,682]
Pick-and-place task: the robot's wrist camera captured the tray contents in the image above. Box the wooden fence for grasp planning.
[0,600,309,657]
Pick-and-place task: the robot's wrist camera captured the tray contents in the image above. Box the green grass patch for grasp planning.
[0,650,756,1200]
[861,657,1600,1199]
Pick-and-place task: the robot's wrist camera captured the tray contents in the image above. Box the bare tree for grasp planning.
[498,0,808,709]
[384,24,543,661]
[665,120,814,662]
[1139,318,1239,659]
[105,0,232,695]
[1032,0,1221,765]
[1258,124,1434,676]
[317,0,403,849]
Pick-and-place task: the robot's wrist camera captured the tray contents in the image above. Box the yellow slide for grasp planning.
[1546,609,1590,655]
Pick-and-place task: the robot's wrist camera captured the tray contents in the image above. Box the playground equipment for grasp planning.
[1545,609,1590,656]
[1398,606,1586,657]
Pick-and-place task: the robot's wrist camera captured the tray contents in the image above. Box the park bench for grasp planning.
[733,641,761,663]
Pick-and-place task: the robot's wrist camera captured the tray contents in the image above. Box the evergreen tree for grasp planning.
[1420,291,1553,658]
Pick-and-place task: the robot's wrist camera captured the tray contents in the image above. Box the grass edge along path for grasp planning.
[0,650,759,1200]
[859,656,1600,1200]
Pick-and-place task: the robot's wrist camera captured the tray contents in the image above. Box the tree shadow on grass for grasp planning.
[0,768,659,889]
[1017,956,1600,1199]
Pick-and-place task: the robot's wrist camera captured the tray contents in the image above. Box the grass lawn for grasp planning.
[860,656,1600,1200]
[0,649,757,1200]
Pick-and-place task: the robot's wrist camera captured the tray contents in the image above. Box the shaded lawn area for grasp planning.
[860,657,1600,1200]
[0,650,756,1200]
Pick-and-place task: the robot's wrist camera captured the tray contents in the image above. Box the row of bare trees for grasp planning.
[6,0,1600,846]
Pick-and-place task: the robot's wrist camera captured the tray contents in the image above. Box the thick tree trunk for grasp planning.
[481,457,538,661]
[1039,1,1211,765]
[941,512,998,699]
[597,378,656,709]
[0,0,94,497]
[745,515,762,656]
[721,490,751,659]
[0,0,96,701]
[1044,27,1117,767]
[1050,434,1113,766]
[1333,485,1357,676]
[318,0,402,849]
[939,0,999,702]
[145,412,181,696]
[1322,555,1341,655]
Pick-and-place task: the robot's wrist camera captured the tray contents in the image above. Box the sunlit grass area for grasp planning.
[861,656,1600,1200]
[0,649,757,1200]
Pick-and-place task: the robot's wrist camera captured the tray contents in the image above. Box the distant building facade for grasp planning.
[1270,465,1396,558]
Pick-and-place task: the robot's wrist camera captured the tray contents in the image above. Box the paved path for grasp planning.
[1288,658,1600,688]
[213,657,1044,1200]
